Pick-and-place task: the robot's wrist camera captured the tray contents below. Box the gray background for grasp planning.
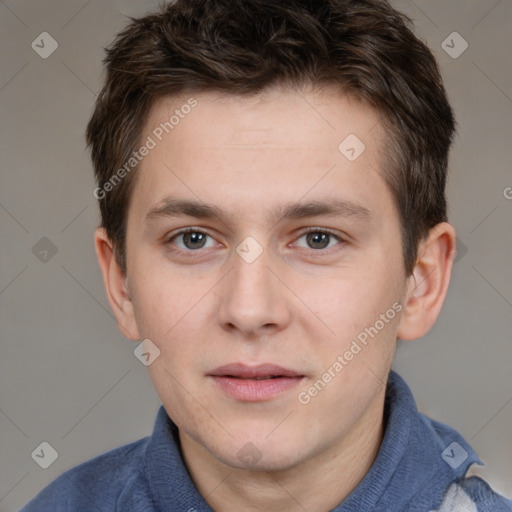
[1,0,511,510]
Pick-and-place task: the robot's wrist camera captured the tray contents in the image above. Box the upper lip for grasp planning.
[208,363,303,379]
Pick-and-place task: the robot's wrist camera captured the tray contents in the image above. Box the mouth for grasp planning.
[207,363,305,402]
[228,376,283,380]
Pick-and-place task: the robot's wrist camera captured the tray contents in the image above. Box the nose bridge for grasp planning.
[216,238,288,335]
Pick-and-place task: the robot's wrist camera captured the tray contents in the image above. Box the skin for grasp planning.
[95,85,456,512]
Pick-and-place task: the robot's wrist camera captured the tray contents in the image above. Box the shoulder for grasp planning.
[18,437,150,512]
[430,476,512,512]
[387,376,511,512]
[460,476,512,512]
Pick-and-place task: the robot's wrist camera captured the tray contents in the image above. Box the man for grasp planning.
[19,0,512,510]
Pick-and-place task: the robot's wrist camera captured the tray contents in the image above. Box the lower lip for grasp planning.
[209,376,304,402]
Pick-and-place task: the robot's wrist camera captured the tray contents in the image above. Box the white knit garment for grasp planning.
[429,482,478,512]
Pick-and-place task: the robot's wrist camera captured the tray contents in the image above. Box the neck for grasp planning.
[179,388,386,512]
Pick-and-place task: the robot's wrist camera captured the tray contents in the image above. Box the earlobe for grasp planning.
[94,227,141,341]
[397,222,456,341]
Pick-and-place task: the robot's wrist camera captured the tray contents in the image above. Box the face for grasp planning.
[124,86,408,471]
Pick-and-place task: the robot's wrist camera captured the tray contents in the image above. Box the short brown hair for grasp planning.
[86,0,455,275]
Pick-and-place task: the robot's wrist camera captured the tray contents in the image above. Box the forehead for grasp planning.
[130,85,393,226]
[145,86,383,154]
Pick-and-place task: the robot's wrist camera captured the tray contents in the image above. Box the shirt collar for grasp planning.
[333,370,481,511]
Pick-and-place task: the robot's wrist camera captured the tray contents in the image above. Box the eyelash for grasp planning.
[164,226,346,256]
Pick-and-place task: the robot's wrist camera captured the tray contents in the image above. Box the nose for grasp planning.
[215,242,291,339]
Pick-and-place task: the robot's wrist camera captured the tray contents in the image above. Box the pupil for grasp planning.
[307,232,329,249]
[184,232,206,249]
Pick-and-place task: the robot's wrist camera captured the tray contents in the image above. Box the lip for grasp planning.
[208,363,305,402]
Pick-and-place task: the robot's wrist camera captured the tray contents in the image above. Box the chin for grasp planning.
[222,447,304,473]
[212,430,310,473]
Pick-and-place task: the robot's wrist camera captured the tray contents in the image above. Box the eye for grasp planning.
[165,227,345,255]
[166,228,217,251]
[294,228,344,250]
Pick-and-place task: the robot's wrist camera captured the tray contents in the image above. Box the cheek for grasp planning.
[299,268,398,337]
[295,268,402,393]
[131,264,200,337]
[296,295,399,433]
[135,278,220,374]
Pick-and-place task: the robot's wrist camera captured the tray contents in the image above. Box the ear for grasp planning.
[397,222,456,341]
[94,227,141,341]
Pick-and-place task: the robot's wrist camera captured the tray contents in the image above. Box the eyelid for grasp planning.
[296,226,345,239]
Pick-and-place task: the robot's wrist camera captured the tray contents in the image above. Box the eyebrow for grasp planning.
[145,196,371,225]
